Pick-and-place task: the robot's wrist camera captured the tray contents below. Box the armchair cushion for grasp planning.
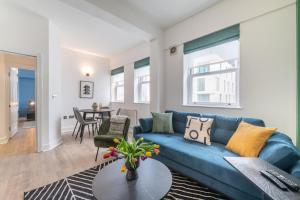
[94,134,123,147]
[109,115,127,135]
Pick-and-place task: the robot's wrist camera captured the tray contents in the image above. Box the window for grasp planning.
[183,25,240,107]
[111,67,124,102]
[134,57,150,103]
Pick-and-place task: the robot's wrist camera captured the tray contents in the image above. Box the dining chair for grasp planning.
[74,108,98,143]
[72,107,79,136]
[72,107,94,136]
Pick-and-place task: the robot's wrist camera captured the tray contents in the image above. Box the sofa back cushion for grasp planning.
[166,110,215,134]
[211,116,265,145]
[166,110,265,145]
[139,118,153,133]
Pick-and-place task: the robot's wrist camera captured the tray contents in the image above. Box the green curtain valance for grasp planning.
[111,66,124,75]
[183,24,240,54]
[134,57,150,69]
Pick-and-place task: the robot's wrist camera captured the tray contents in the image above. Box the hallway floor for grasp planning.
[0,125,36,157]
[0,132,108,200]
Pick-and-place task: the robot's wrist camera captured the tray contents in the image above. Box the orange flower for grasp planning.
[108,146,114,151]
[146,151,152,157]
[121,165,126,173]
[154,148,160,155]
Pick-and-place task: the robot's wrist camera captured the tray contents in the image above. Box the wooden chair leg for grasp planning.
[72,121,78,136]
[95,147,100,161]
[80,125,85,144]
[75,124,81,140]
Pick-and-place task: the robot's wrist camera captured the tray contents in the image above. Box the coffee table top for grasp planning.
[92,158,172,200]
[225,157,300,200]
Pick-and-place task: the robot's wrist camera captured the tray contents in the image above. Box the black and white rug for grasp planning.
[24,159,228,200]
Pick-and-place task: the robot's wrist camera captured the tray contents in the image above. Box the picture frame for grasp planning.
[80,81,94,99]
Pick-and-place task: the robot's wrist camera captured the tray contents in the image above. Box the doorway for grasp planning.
[0,51,37,156]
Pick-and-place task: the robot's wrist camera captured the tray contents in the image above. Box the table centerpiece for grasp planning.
[103,137,160,181]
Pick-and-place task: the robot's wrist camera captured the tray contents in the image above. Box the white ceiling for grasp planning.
[10,0,221,57]
[123,0,221,29]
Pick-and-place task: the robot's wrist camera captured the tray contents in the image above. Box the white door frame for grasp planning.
[3,50,42,153]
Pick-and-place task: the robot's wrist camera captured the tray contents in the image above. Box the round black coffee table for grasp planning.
[92,158,172,200]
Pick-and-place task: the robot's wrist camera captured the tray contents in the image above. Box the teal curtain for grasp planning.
[134,57,150,69]
[111,66,124,75]
[183,24,240,54]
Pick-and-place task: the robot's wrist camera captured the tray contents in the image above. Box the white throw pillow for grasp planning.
[184,116,214,145]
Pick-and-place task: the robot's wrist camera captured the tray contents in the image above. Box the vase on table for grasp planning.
[125,157,140,181]
[92,102,98,111]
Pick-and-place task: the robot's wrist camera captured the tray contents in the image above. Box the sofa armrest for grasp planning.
[290,160,300,179]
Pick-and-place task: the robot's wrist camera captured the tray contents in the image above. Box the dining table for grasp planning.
[79,108,114,120]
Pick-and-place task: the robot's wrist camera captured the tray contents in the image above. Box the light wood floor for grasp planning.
[0,126,36,157]
[0,131,109,200]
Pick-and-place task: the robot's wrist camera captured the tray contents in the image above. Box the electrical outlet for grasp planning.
[63,116,68,119]
[69,115,75,119]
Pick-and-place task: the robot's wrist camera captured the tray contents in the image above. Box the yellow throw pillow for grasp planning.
[225,121,276,157]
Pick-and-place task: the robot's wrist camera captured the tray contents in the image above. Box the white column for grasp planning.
[150,36,165,113]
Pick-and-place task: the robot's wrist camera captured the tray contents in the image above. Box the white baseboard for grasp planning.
[61,126,74,134]
[41,138,63,152]
[0,136,9,144]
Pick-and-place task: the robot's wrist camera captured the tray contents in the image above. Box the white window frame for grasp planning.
[134,66,150,104]
[111,73,124,103]
[184,43,240,108]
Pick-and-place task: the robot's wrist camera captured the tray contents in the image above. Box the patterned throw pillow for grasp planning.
[184,116,214,145]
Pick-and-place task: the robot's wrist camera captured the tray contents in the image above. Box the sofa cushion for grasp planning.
[211,116,266,145]
[259,132,300,171]
[135,133,257,196]
[211,115,241,145]
[225,121,276,157]
[290,160,300,179]
[139,118,153,133]
[152,112,174,133]
[184,116,213,145]
[166,110,215,134]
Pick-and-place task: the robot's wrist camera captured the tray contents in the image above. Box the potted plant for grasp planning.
[103,137,160,181]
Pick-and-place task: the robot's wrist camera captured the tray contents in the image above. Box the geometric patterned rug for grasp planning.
[24,159,229,200]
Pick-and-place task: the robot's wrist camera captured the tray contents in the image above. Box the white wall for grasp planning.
[48,21,62,149]
[110,42,151,121]
[61,48,110,132]
[0,1,50,150]
[164,0,297,142]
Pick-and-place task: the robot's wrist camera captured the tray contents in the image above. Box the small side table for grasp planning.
[92,158,172,200]
[224,157,300,200]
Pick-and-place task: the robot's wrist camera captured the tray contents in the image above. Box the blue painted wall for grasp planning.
[18,69,35,118]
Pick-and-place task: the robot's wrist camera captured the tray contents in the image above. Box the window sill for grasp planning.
[134,102,150,105]
[182,104,242,109]
[111,101,125,104]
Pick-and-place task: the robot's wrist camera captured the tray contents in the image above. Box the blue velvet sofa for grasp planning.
[133,110,300,200]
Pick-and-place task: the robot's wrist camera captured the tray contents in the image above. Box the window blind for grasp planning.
[134,57,150,69]
[183,24,240,54]
[111,66,124,75]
